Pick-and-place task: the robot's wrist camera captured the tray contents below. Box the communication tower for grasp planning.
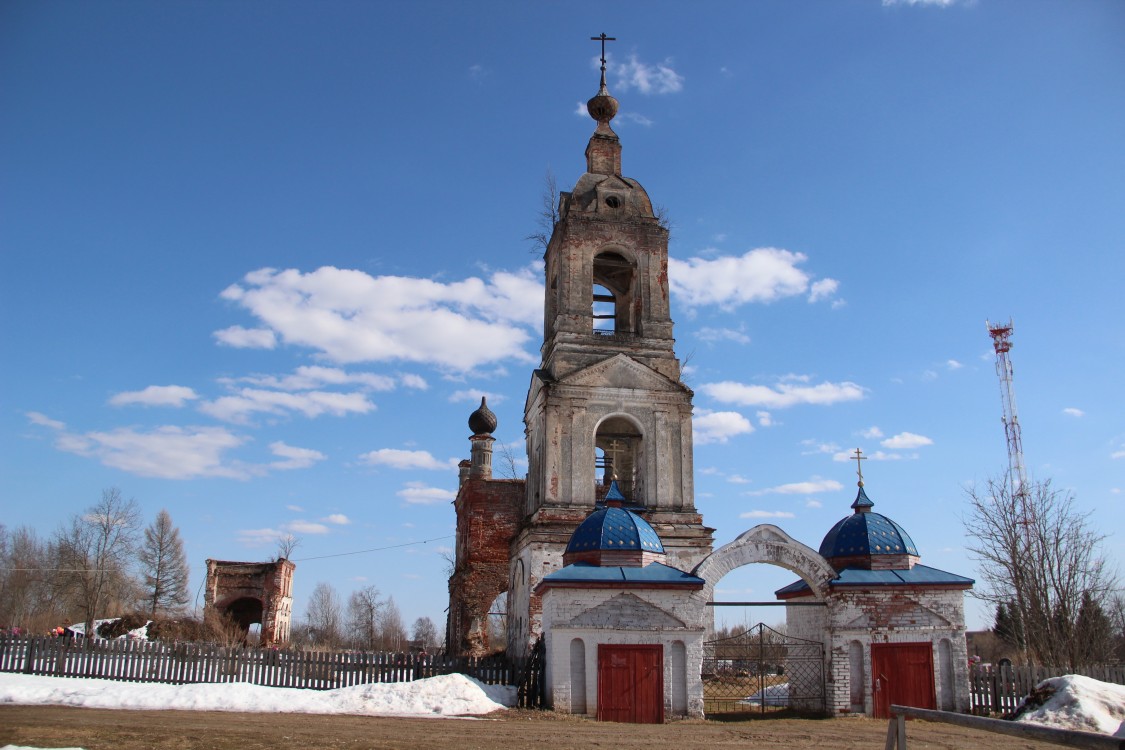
[986,319,1029,506]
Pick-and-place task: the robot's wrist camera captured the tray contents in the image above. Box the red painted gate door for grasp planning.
[871,643,936,719]
[597,645,664,723]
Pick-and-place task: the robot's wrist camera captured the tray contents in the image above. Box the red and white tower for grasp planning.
[986,319,1029,506]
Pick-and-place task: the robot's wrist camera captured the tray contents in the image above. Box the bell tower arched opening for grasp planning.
[594,414,644,504]
[592,251,635,335]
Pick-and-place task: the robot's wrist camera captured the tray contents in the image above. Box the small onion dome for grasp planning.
[566,505,665,557]
[587,81,619,125]
[467,396,497,435]
[819,485,919,563]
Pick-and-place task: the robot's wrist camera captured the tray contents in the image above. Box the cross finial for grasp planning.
[591,33,616,76]
[852,448,867,487]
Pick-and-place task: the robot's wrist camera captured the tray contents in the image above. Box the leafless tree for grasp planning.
[275,534,300,561]
[304,581,343,649]
[53,488,141,636]
[525,169,560,256]
[346,585,382,651]
[410,616,440,653]
[496,442,523,480]
[0,525,62,633]
[377,596,406,652]
[963,477,1118,668]
[138,509,189,617]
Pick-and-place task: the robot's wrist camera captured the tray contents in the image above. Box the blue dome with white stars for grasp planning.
[566,503,665,556]
[819,485,918,561]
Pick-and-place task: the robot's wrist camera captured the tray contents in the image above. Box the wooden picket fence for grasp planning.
[969,662,1125,716]
[0,636,544,707]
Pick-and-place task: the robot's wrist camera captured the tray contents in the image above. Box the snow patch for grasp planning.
[1014,674,1125,738]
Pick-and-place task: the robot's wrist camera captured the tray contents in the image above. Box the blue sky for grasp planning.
[3,0,1123,634]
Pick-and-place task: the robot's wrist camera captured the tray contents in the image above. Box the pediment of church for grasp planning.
[566,592,687,630]
[838,598,953,630]
[558,353,681,393]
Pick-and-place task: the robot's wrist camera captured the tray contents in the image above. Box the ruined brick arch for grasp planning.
[690,524,837,605]
[204,559,295,646]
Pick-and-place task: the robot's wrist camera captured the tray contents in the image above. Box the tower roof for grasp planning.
[818,484,919,561]
[565,504,665,556]
[468,396,497,435]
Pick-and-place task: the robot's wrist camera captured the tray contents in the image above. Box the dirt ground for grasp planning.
[0,706,1062,750]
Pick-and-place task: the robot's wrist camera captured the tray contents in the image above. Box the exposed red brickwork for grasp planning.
[447,477,524,656]
[204,559,295,646]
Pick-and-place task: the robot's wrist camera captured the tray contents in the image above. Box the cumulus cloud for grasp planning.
[109,385,199,408]
[880,432,934,450]
[947,360,964,370]
[697,327,751,345]
[700,379,866,409]
[1062,407,1085,418]
[693,410,754,445]
[668,248,838,309]
[749,478,843,496]
[26,411,66,430]
[216,265,543,371]
[606,53,684,95]
[400,373,429,390]
[269,441,326,470]
[236,528,286,547]
[860,426,884,439]
[200,388,374,424]
[360,449,457,471]
[397,482,457,505]
[833,450,902,462]
[756,411,773,427]
[800,440,840,455]
[284,520,329,535]
[235,366,396,392]
[214,326,277,349]
[55,425,250,480]
[322,514,350,525]
[739,510,796,519]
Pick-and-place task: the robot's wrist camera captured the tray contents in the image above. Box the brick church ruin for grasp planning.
[448,39,973,721]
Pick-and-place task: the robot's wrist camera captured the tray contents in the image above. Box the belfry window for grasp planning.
[591,251,635,334]
[595,416,644,504]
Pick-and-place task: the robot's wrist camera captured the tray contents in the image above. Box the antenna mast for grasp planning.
[986,319,1029,506]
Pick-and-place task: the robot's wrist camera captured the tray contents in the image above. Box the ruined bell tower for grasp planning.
[506,45,713,657]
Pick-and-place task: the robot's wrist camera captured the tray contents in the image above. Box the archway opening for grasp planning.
[592,251,635,334]
[595,415,643,503]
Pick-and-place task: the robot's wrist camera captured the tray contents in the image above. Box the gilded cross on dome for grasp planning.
[852,448,867,487]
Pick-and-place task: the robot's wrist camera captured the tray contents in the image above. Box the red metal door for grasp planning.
[871,643,936,719]
[597,645,664,723]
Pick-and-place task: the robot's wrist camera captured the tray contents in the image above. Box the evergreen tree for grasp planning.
[1074,591,1114,667]
[993,601,1024,650]
[138,509,190,617]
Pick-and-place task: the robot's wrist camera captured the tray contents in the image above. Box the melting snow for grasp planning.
[1014,674,1125,738]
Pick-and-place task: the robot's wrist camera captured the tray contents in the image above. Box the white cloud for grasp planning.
[756,411,773,427]
[200,388,374,424]
[607,54,684,95]
[322,514,350,525]
[800,440,840,455]
[947,359,964,370]
[217,265,543,371]
[1062,407,1084,418]
[360,448,457,471]
[881,432,934,450]
[269,441,326,470]
[237,366,395,392]
[397,482,456,505]
[400,373,429,390]
[727,474,752,485]
[56,425,250,480]
[806,499,823,509]
[1112,450,1125,460]
[700,379,866,409]
[833,450,903,462]
[284,520,329,535]
[883,0,959,6]
[286,504,304,512]
[693,410,754,445]
[109,385,198,408]
[739,510,796,519]
[27,411,66,430]
[750,478,843,496]
[860,426,884,439]
[669,248,839,309]
[808,278,839,302]
[214,326,277,349]
[697,327,751,345]
[236,528,285,547]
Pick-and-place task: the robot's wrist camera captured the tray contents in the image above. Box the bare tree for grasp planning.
[304,581,343,649]
[138,509,189,617]
[411,616,440,653]
[496,442,523,480]
[53,488,141,636]
[0,525,61,633]
[963,477,1118,668]
[346,585,382,651]
[377,596,406,652]
[275,534,300,561]
[525,169,560,256]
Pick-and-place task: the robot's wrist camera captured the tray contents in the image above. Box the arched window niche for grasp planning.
[595,415,644,504]
[591,251,635,335]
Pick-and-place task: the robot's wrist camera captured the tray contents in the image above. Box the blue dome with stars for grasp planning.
[819,485,918,562]
[566,504,665,557]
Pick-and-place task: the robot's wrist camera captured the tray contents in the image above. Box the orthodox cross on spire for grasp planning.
[852,448,867,487]
[591,33,616,77]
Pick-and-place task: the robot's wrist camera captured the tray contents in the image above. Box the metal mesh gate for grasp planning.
[701,623,826,716]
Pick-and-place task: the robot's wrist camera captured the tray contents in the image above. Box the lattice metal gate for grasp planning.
[701,623,826,716]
